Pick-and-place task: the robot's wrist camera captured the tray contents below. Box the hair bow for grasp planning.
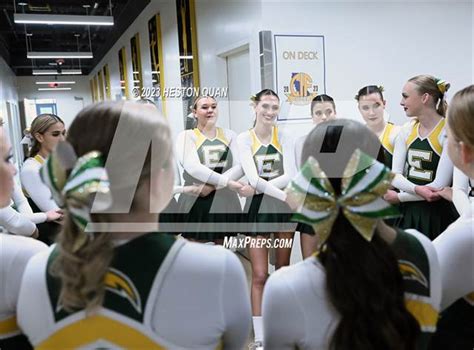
[40,142,112,251]
[285,149,399,245]
[436,79,448,94]
[20,134,33,147]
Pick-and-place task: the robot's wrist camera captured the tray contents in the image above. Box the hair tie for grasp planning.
[250,95,257,102]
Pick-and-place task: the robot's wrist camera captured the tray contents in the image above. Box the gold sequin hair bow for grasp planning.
[285,149,399,245]
[436,79,449,94]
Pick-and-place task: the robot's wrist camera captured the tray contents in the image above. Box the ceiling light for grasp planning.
[35,81,76,85]
[33,69,82,75]
[28,52,93,59]
[38,87,72,91]
[14,14,114,26]
[179,56,193,59]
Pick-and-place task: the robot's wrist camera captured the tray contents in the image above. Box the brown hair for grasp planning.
[355,85,384,102]
[447,85,474,148]
[301,119,419,350]
[51,101,173,313]
[311,94,336,114]
[408,75,450,117]
[26,113,64,157]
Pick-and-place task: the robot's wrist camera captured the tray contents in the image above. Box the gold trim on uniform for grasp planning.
[36,315,166,349]
[0,316,20,338]
[380,123,395,154]
[34,154,45,165]
[35,314,223,350]
[404,299,439,333]
[250,126,282,155]
[406,120,419,149]
[406,119,445,156]
[193,127,229,150]
[427,118,445,156]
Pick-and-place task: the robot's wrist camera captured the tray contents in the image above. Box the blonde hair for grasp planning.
[447,85,474,148]
[50,101,173,313]
[26,113,64,157]
[408,75,450,117]
[191,95,216,111]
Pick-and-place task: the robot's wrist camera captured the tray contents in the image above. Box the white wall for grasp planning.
[0,56,18,107]
[262,1,473,137]
[195,0,262,128]
[16,76,92,127]
[0,57,23,166]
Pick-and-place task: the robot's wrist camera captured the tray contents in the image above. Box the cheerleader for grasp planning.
[175,96,243,242]
[17,101,251,349]
[0,124,47,350]
[237,89,296,346]
[431,85,474,350]
[355,85,400,168]
[295,94,337,258]
[20,114,65,244]
[385,75,458,239]
[263,119,441,350]
[0,181,62,237]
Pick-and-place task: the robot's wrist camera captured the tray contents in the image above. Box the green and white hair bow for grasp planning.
[286,149,399,244]
[41,142,111,233]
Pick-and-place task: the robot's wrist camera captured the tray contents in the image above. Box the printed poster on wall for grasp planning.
[103,64,112,100]
[131,33,143,92]
[97,71,105,101]
[118,47,129,99]
[148,13,165,114]
[274,34,326,121]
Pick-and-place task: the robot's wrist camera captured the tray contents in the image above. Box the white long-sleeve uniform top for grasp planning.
[175,128,243,188]
[434,202,474,310]
[0,235,47,340]
[452,167,473,218]
[237,126,296,202]
[392,119,453,202]
[17,237,251,349]
[0,181,48,236]
[20,155,59,212]
[263,229,441,349]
